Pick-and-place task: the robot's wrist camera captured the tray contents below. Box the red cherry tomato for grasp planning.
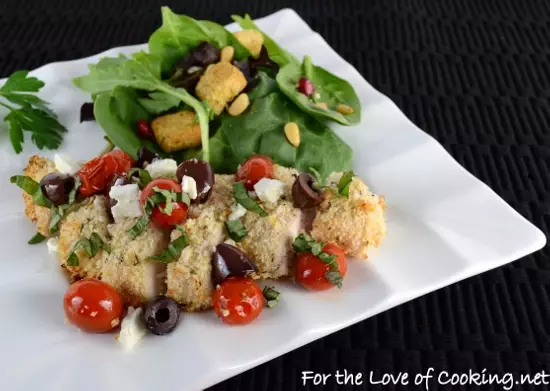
[63,280,124,333]
[140,178,187,227]
[295,243,347,291]
[77,150,134,197]
[235,155,274,191]
[213,278,264,325]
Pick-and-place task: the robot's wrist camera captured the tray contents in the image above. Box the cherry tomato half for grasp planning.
[295,243,348,291]
[63,280,124,333]
[213,278,264,325]
[77,150,134,197]
[140,178,188,227]
[235,155,274,191]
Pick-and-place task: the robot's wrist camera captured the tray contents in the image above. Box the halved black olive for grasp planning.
[176,159,215,203]
[212,243,258,285]
[105,174,132,209]
[143,295,180,336]
[292,173,323,209]
[39,173,75,206]
[135,147,160,169]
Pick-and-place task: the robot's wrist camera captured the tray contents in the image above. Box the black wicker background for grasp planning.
[1,0,549,389]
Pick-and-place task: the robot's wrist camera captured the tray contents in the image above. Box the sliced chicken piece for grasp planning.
[22,155,57,236]
[166,206,227,311]
[273,164,299,201]
[102,219,170,306]
[311,173,386,258]
[58,196,111,281]
[188,174,235,218]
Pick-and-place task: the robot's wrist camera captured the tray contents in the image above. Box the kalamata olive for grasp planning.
[298,77,315,97]
[40,173,75,206]
[292,173,323,209]
[105,174,132,209]
[176,159,215,203]
[135,147,160,169]
[212,243,258,285]
[143,295,180,336]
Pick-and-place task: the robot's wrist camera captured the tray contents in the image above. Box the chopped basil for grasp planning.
[225,219,248,242]
[150,232,189,263]
[292,232,343,289]
[67,232,110,267]
[337,171,354,197]
[127,212,151,239]
[233,182,268,217]
[28,232,46,244]
[309,167,324,188]
[67,176,81,204]
[48,176,82,234]
[263,286,280,308]
[127,167,152,188]
[10,175,51,207]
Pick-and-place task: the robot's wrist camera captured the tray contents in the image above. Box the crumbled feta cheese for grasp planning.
[54,154,81,175]
[118,307,147,351]
[253,178,285,204]
[181,175,198,200]
[109,184,143,221]
[228,203,247,221]
[145,159,178,179]
[47,238,59,255]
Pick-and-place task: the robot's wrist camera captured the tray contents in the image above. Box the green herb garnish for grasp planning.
[28,232,46,244]
[262,286,280,308]
[10,175,51,207]
[292,233,343,288]
[127,167,152,188]
[233,182,268,217]
[1,71,67,153]
[49,176,82,234]
[225,219,248,242]
[150,231,189,263]
[337,171,354,197]
[67,232,111,267]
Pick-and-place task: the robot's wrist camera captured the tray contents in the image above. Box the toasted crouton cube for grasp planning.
[166,206,227,311]
[58,196,111,281]
[234,30,264,57]
[311,174,386,258]
[151,111,201,153]
[102,218,170,306]
[195,62,247,115]
[22,155,57,236]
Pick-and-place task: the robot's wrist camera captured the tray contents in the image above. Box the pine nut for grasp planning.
[220,46,235,63]
[313,102,329,110]
[336,103,354,115]
[227,93,250,116]
[284,122,300,148]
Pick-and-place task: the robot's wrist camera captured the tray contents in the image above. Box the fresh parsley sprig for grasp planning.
[293,233,343,288]
[1,71,66,153]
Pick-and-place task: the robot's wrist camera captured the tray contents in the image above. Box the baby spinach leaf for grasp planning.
[138,91,182,114]
[247,71,278,102]
[210,92,352,180]
[276,60,361,126]
[231,14,298,67]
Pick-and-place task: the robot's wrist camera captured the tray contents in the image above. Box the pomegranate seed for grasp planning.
[136,120,154,140]
[297,77,315,97]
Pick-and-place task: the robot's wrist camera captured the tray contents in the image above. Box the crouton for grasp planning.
[58,196,110,281]
[241,201,302,279]
[166,206,227,311]
[151,110,201,153]
[234,30,264,57]
[102,219,170,306]
[311,174,386,258]
[22,155,57,236]
[195,62,247,115]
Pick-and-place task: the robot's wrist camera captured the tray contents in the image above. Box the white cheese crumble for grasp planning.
[118,307,147,351]
[145,159,178,179]
[181,175,198,200]
[228,203,247,221]
[46,237,59,255]
[253,178,285,204]
[109,184,143,221]
[54,154,81,175]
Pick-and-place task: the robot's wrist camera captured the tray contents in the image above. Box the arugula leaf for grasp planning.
[231,14,298,67]
[276,59,361,126]
[28,232,46,244]
[150,232,189,263]
[337,171,355,196]
[233,182,268,216]
[74,52,211,161]
[225,219,248,242]
[0,71,67,153]
[262,286,280,308]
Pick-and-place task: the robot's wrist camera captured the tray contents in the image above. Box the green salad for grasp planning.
[73,7,360,179]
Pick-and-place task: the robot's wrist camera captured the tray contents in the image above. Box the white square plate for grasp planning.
[0,9,545,391]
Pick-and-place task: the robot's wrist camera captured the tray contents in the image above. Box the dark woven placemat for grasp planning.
[1,0,548,389]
